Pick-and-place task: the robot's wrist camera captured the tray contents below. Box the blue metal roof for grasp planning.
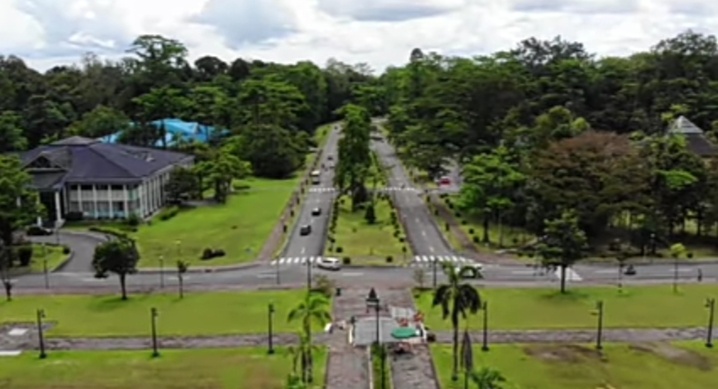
[100,118,228,147]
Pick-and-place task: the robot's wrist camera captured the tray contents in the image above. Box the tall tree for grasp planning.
[535,210,589,293]
[0,156,41,249]
[92,238,140,300]
[432,264,482,381]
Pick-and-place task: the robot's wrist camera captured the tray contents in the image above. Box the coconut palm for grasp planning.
[471,367,506,389]
[287,292,332,383]
[286,331,320,385]
[433,263,482,381]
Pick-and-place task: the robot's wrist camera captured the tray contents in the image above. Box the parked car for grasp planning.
[300,224,312,236]
[317,257,341,270]
[311,207,322,216]
[438,176,451,185]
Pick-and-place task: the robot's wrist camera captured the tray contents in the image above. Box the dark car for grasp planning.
[311,207,321,216]
[300,224,312,236]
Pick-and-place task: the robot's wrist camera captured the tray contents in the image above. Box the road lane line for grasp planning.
[301,247,306,254]
[421,230,427,237]
[429,246,435,253]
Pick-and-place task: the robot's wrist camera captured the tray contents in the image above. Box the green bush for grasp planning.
[386,255,393,263]
[336,246,344,253]
[65,211,84,222]
[468,228,475,234]
[88,227,128,239]
[125,213,141,227]
[342,257,351,265]
[158,206,180,221]
[17,246,33,267]
[472,235,479,243]
[62,245,71,254]
[232,182,251,191]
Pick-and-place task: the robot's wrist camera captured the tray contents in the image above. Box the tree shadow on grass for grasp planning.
[86,292,156,313]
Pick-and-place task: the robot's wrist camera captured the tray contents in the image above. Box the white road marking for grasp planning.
[301,247,306,254]
[255,274,276,279]
[554,267,582,281]
[421,230,427,237]
[511,270,536,275]
[415,217,420,223]
[341,272,364,277]
[429,246,435,253]
[595,269,619,274]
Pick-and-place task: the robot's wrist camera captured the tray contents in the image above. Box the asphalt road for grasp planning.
[281,125,341,260]
[372,135,453,257]
[13,261,718,291]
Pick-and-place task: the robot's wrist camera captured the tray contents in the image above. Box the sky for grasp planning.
[1,0,717,73]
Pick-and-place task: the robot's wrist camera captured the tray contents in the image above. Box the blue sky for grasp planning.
[1,0,715,72]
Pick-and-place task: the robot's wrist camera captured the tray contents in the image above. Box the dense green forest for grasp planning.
[380,30,718,257]
[4,30,718,259]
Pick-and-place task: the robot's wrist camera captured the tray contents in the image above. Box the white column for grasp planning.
[153,178,159,210]
[123,185,129,217]
[78,185,83,213]
[108,185,114,218]
[54,191,62,222]
[92,185,98,218]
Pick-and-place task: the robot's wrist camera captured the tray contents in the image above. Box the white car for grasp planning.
[456,263,483,279]
[317,257,342,271]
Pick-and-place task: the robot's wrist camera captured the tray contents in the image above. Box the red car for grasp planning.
[439,177,451,185]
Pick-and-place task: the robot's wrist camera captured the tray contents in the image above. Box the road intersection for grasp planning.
[17,122,718,293]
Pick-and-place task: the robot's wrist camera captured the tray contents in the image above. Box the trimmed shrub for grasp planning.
[472,235,479,243]
[27,226,52,236]
[62,245,71,254]
[468,228,475,234]
[17,246,33,267]
[125,213,141,227]
[336,246,344,253]
[158,206,180,221]
[342,256,351,265]
[65,211,84,222]
[386,255,393,263]
[232,182,251,191]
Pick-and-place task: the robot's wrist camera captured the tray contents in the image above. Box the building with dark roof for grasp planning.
[21,136,194,224]
[667,116,718,157]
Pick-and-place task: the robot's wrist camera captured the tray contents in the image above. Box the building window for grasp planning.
[114,201,125,212]
[81,185,93,191]
[111,185,123,191]
[70,185,79,191]
[82,202,95,214]
[97,185,109,191]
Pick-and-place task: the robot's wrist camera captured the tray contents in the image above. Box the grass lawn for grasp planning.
[432,342,718,389]
[0,290,328,337]
[8,245,69,276]
[327,195,407,265]
[416,284,718,330]
[136,177,299,267]
[0,347,327,389]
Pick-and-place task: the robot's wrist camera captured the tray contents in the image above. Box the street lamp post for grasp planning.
[275,257,281,285]
[365,288,384,389]
[706,298,715,348]
[37,309,47,359]
[159,255,165,289]
[432,258,438,289]
[41,243,49,289]
[481,301,489,351]
[306,258,312,291]
[151,307,159,357]
[595,301,604,350]
[268,303,275,354]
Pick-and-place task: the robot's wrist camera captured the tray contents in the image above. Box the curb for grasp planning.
[137,261,264,274]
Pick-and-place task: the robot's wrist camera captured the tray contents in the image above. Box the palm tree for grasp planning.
[287,292,332,383]
[433,263,482,381]
[286,331,319,385]
[471,367,506,389]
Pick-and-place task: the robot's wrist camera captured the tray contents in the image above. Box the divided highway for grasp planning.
[371,133,455,261]
[279,125,341,264]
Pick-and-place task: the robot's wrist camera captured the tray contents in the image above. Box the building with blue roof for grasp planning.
[101,118,226,147]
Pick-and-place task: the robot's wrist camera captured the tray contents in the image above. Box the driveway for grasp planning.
[27,231,106,273]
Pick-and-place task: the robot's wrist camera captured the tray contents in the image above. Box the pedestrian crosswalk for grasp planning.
[409,255,472,267]
[270,256,324,265]
[308,186,422,194]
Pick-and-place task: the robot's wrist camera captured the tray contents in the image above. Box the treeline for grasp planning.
[380,30,718,253]
[0,34,381,180]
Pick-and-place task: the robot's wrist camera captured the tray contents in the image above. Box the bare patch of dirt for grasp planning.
[523,344,606,363]
[629,343,713,371]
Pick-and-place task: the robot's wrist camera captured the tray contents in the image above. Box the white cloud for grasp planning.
[2,0,718,74]
[316,0,470,22]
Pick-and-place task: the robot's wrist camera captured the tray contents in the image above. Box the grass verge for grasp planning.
[0,347,327,389]
[136,177,300,267]
[415,284,718,330]
[0,290,327,337]
[432,342,717,389]
[8,245,69,276]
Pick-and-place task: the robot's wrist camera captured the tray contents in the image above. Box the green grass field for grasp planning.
[8,245,69,276]
[327,196,407,264]
[433,343,718,389]
[0,290,327,337]
[136,177,299,267]
[416,285,718,330]
[0,347,327,389]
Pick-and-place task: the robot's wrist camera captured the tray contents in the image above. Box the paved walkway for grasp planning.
[0,324,709,353]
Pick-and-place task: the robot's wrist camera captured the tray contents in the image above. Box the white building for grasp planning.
[21,136,194,225]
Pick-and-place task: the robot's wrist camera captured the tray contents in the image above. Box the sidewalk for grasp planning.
[1,327,708,352]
